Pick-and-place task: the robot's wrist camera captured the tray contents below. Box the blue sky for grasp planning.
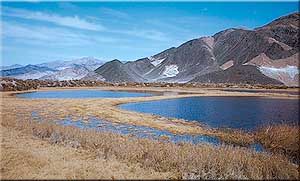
[1,1,298,66]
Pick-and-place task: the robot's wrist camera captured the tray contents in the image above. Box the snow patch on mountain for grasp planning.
[14,71,55,80]
[201,37,214,49]
[40,65,90,81]
[56,66,71,71]
[220,60,234,70]
[163,65,179,78]
[148,56,166,67]
[259,65,299,79]
[1,57,105,81]
[38,57,103,71]
[268,37,292,51]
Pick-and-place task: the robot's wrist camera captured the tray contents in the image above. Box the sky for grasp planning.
[1,1,299,66]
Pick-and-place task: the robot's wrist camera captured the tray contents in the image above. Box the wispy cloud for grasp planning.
[1,21,118,46]
[2,6,169,41]
[58,2,78,10]
[145,19,191,34]
[118,29,169,41]
[2,7,105,31]
[100,7,130,19]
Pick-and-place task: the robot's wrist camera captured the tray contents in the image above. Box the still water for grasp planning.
[17,90,152,99]
[31,113,263,151]
[120,96,299,130]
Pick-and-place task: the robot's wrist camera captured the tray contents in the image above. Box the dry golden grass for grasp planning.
[213,128,255,146]
[255,124,300,163]
[1,114,299,179]
[1,126,172,179]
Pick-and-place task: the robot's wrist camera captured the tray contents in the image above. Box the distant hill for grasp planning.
[1,57,104,81]
[0,65,57,80]
[0,64,23,71]
[94,59,137,82]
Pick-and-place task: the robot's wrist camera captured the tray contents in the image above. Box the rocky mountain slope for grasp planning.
[93,59,138,82]
[40,64,91,81]
[89,12,299,86]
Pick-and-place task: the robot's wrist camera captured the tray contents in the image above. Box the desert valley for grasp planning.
[1,2,299,180]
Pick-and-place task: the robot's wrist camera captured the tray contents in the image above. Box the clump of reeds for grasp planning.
[214,127,255,146]
[255,123,300,163]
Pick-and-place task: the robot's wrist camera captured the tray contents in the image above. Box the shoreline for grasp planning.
[5,85,299,99]
[2,86,299,146]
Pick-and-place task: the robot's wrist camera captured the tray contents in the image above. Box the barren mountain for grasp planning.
[91,12,299,86]
[93,59,137,82]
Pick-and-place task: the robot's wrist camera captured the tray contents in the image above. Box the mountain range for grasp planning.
[1,13,299,86]
[86,12,299,86]
[0,64,23,71]
[1,57,104,81]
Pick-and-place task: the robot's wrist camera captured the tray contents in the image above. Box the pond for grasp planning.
[120,96,299,131]
[57,117,221,146]
[17,89,153,99]
[30,113,264,151]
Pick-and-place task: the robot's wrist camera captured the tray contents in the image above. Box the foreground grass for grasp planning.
[2,115,299,180]
[1,126,173,179]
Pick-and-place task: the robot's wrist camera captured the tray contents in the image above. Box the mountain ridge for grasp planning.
[1,13,299,86]
[87,12,299,86]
